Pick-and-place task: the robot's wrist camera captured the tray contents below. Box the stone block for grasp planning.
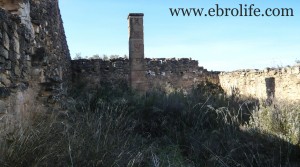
[32,68,41,76]
[3,32,9,50]
[264,68,270,73]
[0,74,11,86]
[0,100,7,114]
[16,54,20,60]
[13,37,20,54]
[14,66,21,76]
[5,60,11,70]
[26,60,31,67]
[269,70,277,75]
[292,66,300,74]
[2,22,7,32]
[0,45,9,59]
[286,67,292,74]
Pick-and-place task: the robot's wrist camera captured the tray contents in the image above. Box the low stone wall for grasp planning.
[71,58,219,91]
[219,66,300,101]
[72,58,130,90]
[144,58,219,89]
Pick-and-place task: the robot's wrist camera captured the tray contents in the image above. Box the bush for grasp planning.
[248,102,300,146]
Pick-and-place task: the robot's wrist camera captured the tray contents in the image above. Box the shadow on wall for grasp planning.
[265,77,275,105]
[229,77,275,104]
[219,66,300,102]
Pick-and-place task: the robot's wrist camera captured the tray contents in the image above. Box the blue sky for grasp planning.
[59,0,300,71]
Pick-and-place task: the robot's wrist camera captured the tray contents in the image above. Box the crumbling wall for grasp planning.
[219,66,300,102]
[0,0,71,114]
[29,0,71,107]
[145,58,219,90]
[71,58,219,91]
[72,58,130,90]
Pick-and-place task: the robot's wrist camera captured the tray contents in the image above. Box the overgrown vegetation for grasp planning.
[0,82,299,166]
[248,101,300,146]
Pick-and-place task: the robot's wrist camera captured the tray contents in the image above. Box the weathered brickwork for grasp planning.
[128,13,147,92]
[219,66,300,102]
[0,0,71,113]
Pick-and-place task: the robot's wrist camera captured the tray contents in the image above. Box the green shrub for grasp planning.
[248,102,300,146]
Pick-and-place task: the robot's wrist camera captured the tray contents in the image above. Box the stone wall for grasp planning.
[145,58,219,89]
[0,0,71,113]
[71,58,219,91]
[72,58,129,90]
[29,0,71,106]
[219,66,300,102]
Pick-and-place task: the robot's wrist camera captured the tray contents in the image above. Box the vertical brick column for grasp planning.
[128,13,146,92]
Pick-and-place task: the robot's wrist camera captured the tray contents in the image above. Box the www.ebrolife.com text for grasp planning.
[170,4,294,17]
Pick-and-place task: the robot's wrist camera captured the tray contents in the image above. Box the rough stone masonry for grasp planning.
[0,0,71,114]
[219,67,300,102]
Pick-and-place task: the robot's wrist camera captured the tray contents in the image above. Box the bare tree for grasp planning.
[90,54,100,59]
[74,53,82,60]
[103,54,108,60]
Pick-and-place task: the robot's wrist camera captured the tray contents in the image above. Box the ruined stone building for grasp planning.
[1,1,299,114]
[72,14,219,92]
[72,12,300,102]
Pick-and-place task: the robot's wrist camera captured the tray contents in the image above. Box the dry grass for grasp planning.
[0,82,299,166]
[247,101,300,146]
